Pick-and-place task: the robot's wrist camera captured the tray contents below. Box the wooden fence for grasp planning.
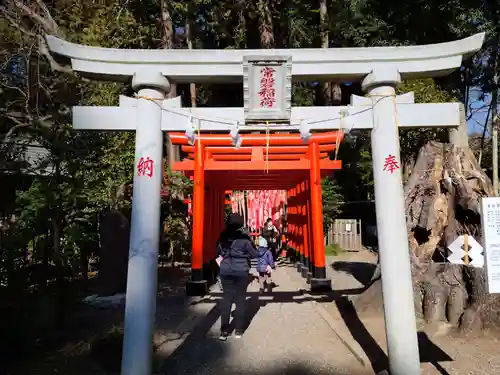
[325,219,363,251]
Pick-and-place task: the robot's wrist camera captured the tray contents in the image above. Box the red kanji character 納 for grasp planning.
[137,157,154,177]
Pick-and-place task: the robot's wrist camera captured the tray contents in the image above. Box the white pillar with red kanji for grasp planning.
[121,71,170,375]
[363,68,420,375]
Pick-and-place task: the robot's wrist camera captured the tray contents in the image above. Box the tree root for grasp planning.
[412,262,500,334]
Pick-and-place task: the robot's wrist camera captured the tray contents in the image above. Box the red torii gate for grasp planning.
[169,131,343,294]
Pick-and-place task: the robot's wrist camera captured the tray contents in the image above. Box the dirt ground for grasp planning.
[323,249,500,375]
[3,265,192,375]
[7,252,500,375]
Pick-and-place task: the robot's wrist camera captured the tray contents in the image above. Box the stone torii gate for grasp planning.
[46,33,484,375]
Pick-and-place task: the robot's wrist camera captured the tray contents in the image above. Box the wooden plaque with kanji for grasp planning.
[243,55,292,123]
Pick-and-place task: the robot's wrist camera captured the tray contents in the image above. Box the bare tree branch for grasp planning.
[34,0,60,34]
[0,5,37,37]
[2,110,53,140]
[0,79,28,97]
[12,0,56,35]
[4,121,33,139]
[36,34,73,74]
[1,1,73,74]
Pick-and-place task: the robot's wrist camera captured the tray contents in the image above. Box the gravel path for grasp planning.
[159,263,372,375]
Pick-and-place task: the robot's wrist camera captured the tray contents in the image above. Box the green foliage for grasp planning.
[321,178,343,225]
[397,79,454,162]
[324,243,344,256]
[161,171,193,262]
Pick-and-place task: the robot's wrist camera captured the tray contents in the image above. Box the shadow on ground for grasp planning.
[5,260,455,375]
[2,265,192,375]
[162,275,453,375]
[326,259,454,375]
[334,296,453,374]
[331,261,376,287]
[156,291,370,375]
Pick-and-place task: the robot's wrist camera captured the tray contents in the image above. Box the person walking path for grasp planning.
[159,264,372,375]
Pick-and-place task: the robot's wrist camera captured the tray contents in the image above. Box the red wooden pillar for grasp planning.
[284,189,291,258]
[219,189,226,236]
[295,182,305,275]
[300,181,311,280]
[309,141,330,292]
[211,187,225,280]
[280,199,287,257]
[203,186,216,283]
[305,179,314,279]
[203,188,210,265]
[289,187,301,273]
[287,192,292,261]
[288,188,297,266]
[289,190,295,252]
[187,141,208,295]
[215,188,225,244]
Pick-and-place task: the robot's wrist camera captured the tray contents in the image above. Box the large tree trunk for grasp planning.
[160,0,176,98]
[405,142,500,332]
[235,0,247,48]
[257,0,274,48]
[317,0,341,106]
[185,17,197,108]
[363,142,500,333]
[161,0,179,171]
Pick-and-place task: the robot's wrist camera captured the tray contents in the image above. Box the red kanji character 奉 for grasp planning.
[137,157,154,177]
[258,67,276,108]
[383,154,400,174]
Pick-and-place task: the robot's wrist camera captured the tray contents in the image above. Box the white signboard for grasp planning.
[447,235,484,267]
[243,55,292,123]
[480,197,500,294]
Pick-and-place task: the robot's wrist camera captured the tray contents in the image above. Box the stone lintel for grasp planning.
[72,102,461,132]
[46,33,485,83]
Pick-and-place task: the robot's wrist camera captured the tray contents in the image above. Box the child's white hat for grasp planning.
[258,237,268,247]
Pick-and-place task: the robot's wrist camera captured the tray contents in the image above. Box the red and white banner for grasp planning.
[233,189,286,231]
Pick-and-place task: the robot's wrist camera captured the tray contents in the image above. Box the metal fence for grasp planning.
[325,219,363,251]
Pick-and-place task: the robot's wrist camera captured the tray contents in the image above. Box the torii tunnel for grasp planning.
[169,131,343,295]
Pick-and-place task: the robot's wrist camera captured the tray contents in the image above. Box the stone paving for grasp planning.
[158,261,372,375]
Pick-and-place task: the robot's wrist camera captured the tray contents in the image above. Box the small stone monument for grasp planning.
[97,209,130,296]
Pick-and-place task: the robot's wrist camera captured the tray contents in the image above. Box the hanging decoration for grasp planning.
[236,189,286,231]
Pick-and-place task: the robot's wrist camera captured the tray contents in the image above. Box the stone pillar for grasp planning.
[449,103,468,148]
[362,69,421,375]
[121,71,170,375]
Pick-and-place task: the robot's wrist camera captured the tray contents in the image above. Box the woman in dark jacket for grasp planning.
[216,213,259,341]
